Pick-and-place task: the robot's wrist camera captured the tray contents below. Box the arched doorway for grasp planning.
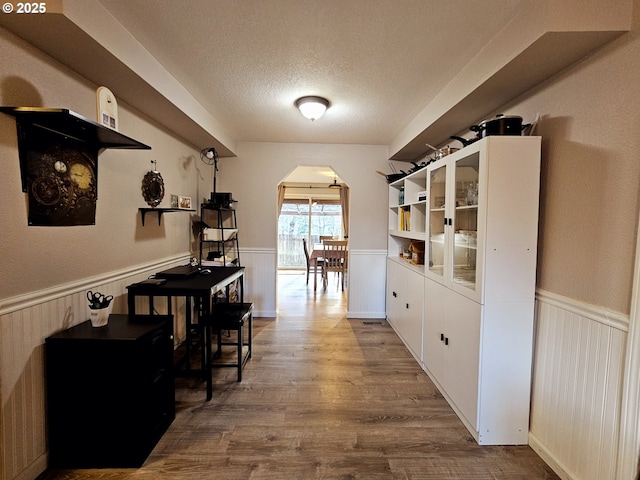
[276,165,350,310]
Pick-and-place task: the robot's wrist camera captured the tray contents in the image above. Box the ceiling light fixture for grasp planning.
[295,96,330,121]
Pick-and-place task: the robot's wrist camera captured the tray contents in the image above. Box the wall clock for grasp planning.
[25,137,98,226]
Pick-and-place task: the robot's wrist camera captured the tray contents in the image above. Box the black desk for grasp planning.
[127,266,244,400]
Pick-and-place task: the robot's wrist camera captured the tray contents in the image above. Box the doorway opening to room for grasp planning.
[276,166,350,309]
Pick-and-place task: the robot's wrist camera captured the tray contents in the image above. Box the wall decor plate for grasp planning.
[141,170,164,207]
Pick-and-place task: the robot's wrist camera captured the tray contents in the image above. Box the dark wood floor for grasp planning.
[38,271,558,479]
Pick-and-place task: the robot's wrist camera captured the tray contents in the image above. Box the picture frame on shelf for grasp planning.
[178,196,192,209]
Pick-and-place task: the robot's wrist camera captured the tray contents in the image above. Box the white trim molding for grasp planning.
[0,253,190,316]
[616,214,640,480]
[536,288,629,332]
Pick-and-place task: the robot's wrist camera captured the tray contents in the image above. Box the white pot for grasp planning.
[89,307,110,327]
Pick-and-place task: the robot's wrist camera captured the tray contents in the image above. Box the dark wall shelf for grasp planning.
[0,107,151,150]
[139,208,195,226]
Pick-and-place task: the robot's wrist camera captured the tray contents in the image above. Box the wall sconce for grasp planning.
[295,96,330,121]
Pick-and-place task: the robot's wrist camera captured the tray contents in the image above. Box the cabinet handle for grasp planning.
[406,303,409,309]
[444,337,449,346]
[440,333,444,342]
[393,291,397,297]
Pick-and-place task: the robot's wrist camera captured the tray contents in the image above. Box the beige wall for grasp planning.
[219,141,390,251]
[0,27,206,301]
[494,9,640,315]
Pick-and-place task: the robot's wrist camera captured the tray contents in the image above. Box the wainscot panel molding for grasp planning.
[346,249,387,319]
[529,289,628,480]
[535,288,629,332]
[240,248,387,319]
[0,253,190,480]
[0,253,190,316]
[240,248,277,318]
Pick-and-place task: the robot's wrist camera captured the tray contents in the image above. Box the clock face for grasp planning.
[69,162,93,190]
[54,160,67,173]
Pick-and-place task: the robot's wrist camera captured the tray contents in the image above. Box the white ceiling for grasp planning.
[96,0,530,147]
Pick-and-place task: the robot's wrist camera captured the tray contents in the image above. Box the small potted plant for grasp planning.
[87,290,113,327]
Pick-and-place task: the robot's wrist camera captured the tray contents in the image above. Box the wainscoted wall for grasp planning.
[241,248,387,319]
[241,248,277,317]
[0,254,189,480]
[2,251,628,480]
[346,250,387,319]
[529,289,629,480]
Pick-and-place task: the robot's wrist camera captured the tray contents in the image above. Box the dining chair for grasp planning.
[319,235,334,242]
[322,240,348,290]
[303,238,323,286]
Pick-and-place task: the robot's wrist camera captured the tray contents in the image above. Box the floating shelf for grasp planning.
[0,107,151,149]
[139,208,195,226]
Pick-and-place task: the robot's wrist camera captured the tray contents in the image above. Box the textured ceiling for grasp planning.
[96,0,529,146]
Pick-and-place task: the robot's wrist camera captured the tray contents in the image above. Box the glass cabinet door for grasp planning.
[428,165,447,278]
[452,153,479,291]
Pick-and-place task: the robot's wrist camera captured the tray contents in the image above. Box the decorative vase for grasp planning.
[89,307,110,328]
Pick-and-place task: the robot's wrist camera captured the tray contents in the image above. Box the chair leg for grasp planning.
[237,323,243,382]
[247,313,253,359]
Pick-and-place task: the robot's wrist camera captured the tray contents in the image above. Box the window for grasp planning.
[278,199,342,268]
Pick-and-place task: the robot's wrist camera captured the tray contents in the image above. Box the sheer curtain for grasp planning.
[277,184,286,215]
[340,186,349,239]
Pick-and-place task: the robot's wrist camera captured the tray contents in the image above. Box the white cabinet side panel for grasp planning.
[478,302,535,445]
[483,137,541,304]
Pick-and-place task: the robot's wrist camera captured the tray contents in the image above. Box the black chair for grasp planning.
[209,302,253,382]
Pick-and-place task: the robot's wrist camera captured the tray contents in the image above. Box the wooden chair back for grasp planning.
[322,240,348,274]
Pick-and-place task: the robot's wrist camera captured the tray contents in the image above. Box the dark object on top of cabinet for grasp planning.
[45,314,174,468]
[470,114,530,138]
[450,135,479,148]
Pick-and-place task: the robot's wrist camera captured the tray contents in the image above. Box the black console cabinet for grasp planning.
[45,314,175,468]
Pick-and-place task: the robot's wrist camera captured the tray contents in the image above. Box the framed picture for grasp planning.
[170,194,178,208]
[178,196,192,209]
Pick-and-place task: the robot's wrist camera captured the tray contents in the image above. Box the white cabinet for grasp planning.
[387,136,541,446]
[386,258,423,362]
[425,137,541,304]
[424,278,481,439]
[424,277,536,445]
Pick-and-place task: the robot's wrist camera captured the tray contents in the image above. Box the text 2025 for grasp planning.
[16,2,46,13]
